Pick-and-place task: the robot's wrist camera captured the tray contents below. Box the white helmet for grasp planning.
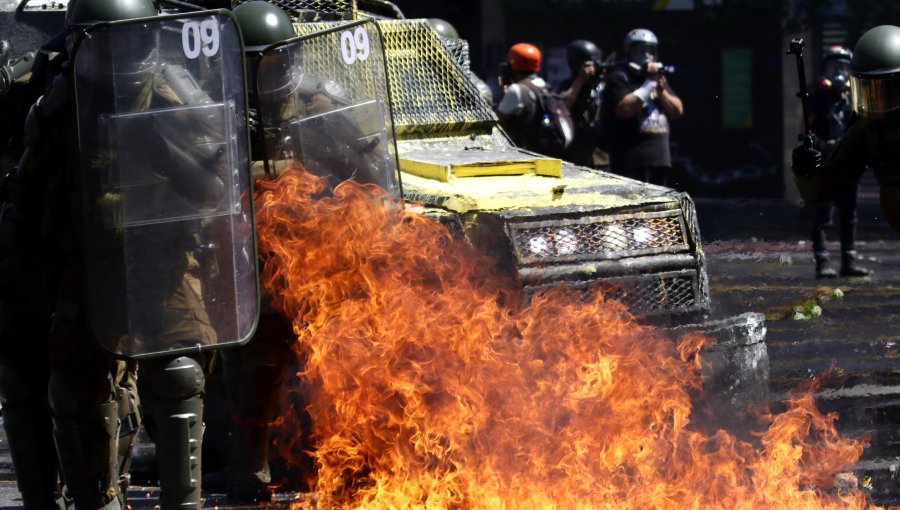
[624,28,658,67]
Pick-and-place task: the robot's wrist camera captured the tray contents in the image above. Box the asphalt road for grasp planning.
[705,236,900,506]
[0,236,897,508]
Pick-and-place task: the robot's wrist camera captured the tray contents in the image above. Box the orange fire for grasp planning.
[254,166,877,509]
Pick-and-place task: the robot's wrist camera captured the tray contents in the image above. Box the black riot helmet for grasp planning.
[821,45,852,91]
[566,39,600,73]
[65,0,157,29]
[849,25,900,118]
[428,18,459,39]
[234,1,296,103]
[233,0,295,53]
[65,0,158,55]
[823,45,852,64]
[64,0,159,91]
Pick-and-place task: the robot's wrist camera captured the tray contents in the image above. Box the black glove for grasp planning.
[248,107,260,137]
[791,144,822,178]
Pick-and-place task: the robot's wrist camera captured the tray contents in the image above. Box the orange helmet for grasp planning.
[507,43,541,72]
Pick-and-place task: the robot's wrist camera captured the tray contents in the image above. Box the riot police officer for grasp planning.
[9,1,156,507]
[242,6,403,495]
[804,45,871,278]
[217,4,395,501]
[215,1,298,502]
[0,31,67,510]
[14,0,260,508]
[794,25,900,237]
[600,28,683,186]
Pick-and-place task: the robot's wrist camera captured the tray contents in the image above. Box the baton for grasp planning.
[786,37,816,149]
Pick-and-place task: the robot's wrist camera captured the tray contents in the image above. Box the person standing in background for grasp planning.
[601,28,683,186]
[556,39,607,168]
[805,45,871,278]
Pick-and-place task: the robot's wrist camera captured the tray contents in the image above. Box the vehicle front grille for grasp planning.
[508,209,689,266]
[525,272,699,316]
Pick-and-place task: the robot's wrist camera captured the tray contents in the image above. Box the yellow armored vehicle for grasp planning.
[265,0,709,322]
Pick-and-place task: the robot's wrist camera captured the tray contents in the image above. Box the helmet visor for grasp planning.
[824,59,850,90]
[256,46,302,103]
[823,58,850,80]
[627,42,657,65]
[850,73,900,118]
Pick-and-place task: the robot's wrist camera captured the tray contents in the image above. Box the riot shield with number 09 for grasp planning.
[71,10,259,359]
[255,19,401,201]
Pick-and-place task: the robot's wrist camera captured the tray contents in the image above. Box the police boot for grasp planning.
[815,256,837,279]
[0,363,59,510]
[224,347,287,502]
[144,356,205,510]
[840,250,872,277]
[48,372,122,510]
[225,417,273,503]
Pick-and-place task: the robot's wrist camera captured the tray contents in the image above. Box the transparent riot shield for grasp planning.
[71,10,259,358]
[255,19,400,200]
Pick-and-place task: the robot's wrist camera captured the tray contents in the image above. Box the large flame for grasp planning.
[255,167,875,509]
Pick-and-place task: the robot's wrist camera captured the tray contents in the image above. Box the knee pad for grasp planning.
[151,356,204,401]
[145,356,206,509]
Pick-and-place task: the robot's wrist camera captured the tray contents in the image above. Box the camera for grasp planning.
[498,61,511,87]
[587,57,613,85]
[787,37,804,57]
[627,61,676,77]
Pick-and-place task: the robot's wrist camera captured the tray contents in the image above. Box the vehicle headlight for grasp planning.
[602,223,627,251]
[528,234,551,256]
[552,227,578,255]
[526,228,580,257]
[632,225,653,245]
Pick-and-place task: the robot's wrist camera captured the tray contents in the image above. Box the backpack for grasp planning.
[521,78,575,159]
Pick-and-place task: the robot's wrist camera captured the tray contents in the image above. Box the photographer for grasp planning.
[495,43,550,152]
[600,28,683,186]
[556,39,607,168]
